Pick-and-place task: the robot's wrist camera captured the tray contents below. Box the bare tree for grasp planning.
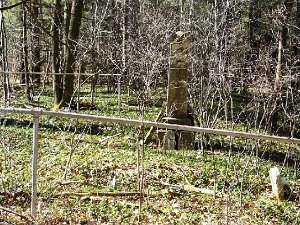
[21,1,33,102]
[53,0,63,105]
[31,0,42,84]
[0,0,10,103]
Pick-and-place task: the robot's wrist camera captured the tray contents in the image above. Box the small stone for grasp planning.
[269,167,291,200]
[163,130,176,150]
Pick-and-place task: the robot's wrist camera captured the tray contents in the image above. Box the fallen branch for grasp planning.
[0,221,14,225]
[144,106,165,144]
[57,180,102,188]
[0,192,14,198]
[58,191,141,198]
[57,191,171,199]
[0,191,31,200]
[56,188,213,200]
[58,180,87,185]
[168,163,215,195]
[60,133,122,145]
[121,103,139,109]
[0,206,33,223]
[161,182,215,195]
[99,133,122,144]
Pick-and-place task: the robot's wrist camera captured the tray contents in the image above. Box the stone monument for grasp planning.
[144,31,194,150]
[161,31,194,150]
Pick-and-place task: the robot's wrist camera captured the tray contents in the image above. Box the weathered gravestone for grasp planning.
[144,31,195,150]
[160,31,194,150]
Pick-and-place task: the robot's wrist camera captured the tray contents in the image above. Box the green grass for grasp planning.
[0,85,300,224]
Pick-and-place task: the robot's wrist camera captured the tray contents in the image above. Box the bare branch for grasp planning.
[0,206,33,222]
[0,0,27,11]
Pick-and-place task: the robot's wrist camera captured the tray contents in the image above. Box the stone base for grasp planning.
[162,117,192,126]
[178,131,194,150]
[157,117,195,150]
[163,130,176,150]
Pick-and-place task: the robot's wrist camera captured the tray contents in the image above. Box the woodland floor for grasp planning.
[0,85,300,224]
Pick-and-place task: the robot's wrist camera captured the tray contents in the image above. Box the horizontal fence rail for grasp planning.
[1,107,300,145]
[0,71,122,76]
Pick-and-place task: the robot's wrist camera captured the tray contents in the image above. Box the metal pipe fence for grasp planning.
[0,107,300,217]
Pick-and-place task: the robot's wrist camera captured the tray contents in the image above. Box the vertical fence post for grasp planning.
[31,111,39,217]
[118,75,121,115]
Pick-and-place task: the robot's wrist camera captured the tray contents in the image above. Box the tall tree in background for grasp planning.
[122,0,129,84]
[51,0,72,107]
[274,0,293,89]
[293,0,300,89]
[63,0,72,70]
[89,0,100,103]
[31,0,42,84]
[127,0,140,93]
[268,0,293,132]
[21,1,32,101]
[248,0,261,83]
[56,0,84,108]
[52,0,63,105]
[0,0,10,103]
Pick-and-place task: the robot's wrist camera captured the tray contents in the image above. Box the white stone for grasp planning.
[269,167,291,200]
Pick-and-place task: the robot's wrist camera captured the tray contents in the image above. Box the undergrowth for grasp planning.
[0,86,299,224]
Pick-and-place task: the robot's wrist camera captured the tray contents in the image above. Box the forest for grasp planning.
[0,0,300,224]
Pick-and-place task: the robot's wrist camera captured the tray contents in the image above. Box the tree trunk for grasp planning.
[31,0,41,84]
[0,0,10,103]
[248,0,260,78]
[293,0,300,89]
[57,0,84,108]
[122,0,129,94]
[90,1,101,104]
[275,28,283,89]
[188,0,194,29]
[22,3,32,102]
[268,0,293,132]
[53,0,63,105]
[126,0,140,95]
[63,0,72,72]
